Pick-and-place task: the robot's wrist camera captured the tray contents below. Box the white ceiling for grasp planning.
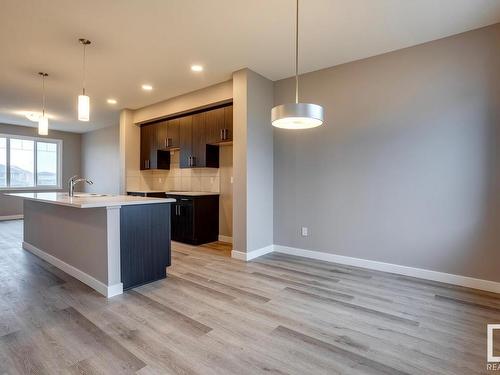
[1,0,499,133]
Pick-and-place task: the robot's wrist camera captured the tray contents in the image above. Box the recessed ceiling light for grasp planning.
[107,99,117,104]
[142,84,153,91]
[191,65,203,72]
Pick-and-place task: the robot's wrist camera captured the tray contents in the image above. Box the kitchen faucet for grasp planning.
[68,175,93,197]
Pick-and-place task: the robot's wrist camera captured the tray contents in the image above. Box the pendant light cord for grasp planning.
[42,74,45,116]
[39,72,48,117]
[82,43,86,96]
[295,0,299,104]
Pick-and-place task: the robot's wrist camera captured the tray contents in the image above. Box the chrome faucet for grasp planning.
[68,175,94,197]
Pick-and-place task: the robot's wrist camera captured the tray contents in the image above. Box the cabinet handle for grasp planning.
[224,129,228,140]
[165,138,167,148]
[220,129,224,141]
[167,138,172,147]
[191,156,196,167]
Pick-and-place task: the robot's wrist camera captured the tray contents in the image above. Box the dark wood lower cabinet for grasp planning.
[167,194,219,245]
[120,203,171,290]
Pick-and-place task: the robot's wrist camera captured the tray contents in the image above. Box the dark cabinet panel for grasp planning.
[224,105,233,141]
[140,124,170,170]
[166,118,180,149]
[120,203,171,290]
[205,105,233,144]
[179,113,219,168]
[179,115,193,168]
[205,107,225,144]
[191,112,206,168]
[167,194,219,245]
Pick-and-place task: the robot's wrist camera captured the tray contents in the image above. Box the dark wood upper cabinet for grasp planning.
[205,107,225,144]
[191,112,206,167]
[166,118,180,149]
[140,103,231,170]
[179,113,218,168]
[179,115,193,168]
[205,105,233,144]
[140,124,170,170]
[224,105,233,141]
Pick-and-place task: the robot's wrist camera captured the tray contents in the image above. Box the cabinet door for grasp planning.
[205,107,225,144]
[171,203,182,241]
[140,125,152,170]
[179,201,194,242]
[191,112,206,168]
[167,118,180,148]
[149,125,159,168]
[157,121,168,150]
[179,115,193,168]
[223,105,233,141]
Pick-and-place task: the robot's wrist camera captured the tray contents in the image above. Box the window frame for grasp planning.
[0,133,63,191]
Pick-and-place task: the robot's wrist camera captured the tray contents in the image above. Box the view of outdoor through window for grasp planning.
[0,136,60,189]
[37,142,58,186]
[10,139,34,187]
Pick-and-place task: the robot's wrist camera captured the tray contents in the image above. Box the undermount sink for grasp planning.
[71,193,109,198]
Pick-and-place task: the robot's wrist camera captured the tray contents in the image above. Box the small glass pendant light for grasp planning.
[38,72,49,136]
[78,38,91,121]
[271,0,324,129]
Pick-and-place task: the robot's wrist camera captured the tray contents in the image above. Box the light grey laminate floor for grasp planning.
[0,219,498,374]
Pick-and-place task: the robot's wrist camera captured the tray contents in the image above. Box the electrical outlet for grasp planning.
[301,227,308,237]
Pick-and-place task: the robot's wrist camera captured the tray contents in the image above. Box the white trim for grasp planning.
[274,245,500,294]
[0,214,23,221]
[22,241,123,298]
[231,245,274,261]
[218,235,233,243]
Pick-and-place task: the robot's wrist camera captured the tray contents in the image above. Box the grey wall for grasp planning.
[274,24,500,282]
[0,123,81,217]
[82,125,120,195]
[233,69,274,253]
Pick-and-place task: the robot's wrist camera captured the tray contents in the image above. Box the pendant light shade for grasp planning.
[38,115,48,136]
[271,103,323,129]
[38,72,49,135]
[78,38,91,122]
[271,0,324,129]
[78,94,90,121]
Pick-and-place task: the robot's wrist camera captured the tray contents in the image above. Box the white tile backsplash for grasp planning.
[126,151,222,193]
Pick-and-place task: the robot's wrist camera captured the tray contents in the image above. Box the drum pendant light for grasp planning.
[271,0,324,129]
[38,72,49,136]
[78,38,91,122]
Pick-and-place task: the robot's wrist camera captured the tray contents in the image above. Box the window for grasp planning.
[0,134,62,190]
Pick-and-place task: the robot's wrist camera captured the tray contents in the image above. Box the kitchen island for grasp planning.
[6,192,175,297]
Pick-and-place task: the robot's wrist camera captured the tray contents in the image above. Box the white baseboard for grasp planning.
[23,241,123,298]
[0,214,23,221]
[218,235,233,243]
[274,245,500,294]
[232,245,274,261]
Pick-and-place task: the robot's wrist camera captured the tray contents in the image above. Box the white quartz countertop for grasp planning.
[165,191,220,196]
[127,190,167,193]
[5,192,175,209]
[127,190,220,196]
